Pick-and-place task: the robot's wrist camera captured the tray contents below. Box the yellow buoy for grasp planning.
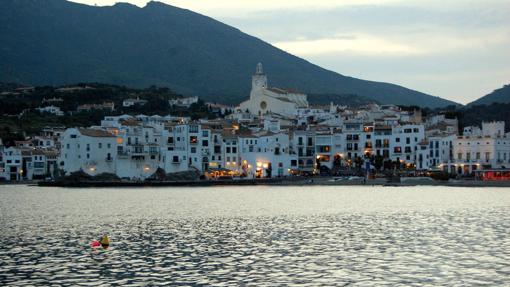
[100,234,110,249]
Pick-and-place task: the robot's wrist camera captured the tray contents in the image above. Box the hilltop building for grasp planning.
[239,63,309,118]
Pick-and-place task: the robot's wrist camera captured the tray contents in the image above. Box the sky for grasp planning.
[71,0,510,104]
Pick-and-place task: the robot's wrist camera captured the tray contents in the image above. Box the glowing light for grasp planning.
[262,163,268,169]
[256,162,262,168]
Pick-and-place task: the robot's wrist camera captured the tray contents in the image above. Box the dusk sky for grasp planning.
[72,0,510,104]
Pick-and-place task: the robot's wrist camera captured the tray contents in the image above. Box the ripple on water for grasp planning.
[0,186,509,285]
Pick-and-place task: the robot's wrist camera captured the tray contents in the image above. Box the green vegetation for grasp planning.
[0,83,216,141]
[432,103,510,133]
[468,84,510,106]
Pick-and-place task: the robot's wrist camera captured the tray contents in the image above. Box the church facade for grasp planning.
[239,63,309,118]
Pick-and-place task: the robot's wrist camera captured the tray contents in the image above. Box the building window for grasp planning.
[98,143,102,149]
[189,125,198,133]
[191,147,197,153]
[202,140,209,146]
[190,136,198,144]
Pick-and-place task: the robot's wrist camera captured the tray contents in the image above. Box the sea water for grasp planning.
[0,185,509,286]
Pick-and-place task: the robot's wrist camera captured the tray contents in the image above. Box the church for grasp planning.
[239,63,309,118]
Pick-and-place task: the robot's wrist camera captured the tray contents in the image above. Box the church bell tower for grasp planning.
[251,63,267,95]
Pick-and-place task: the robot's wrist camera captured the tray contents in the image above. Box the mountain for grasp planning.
[0,0,457,108]
[468,84,510,106]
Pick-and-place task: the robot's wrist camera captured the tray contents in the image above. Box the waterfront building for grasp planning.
[0,146,57,181]
[0,147,23,181]
[114,121,162,179]
[238,130,297,178]
[343,120,366,161]
[59,128,117,176]
[450,121,510,175]
[314,128,344,173]
[291,129,316,174]
[389,124,425,165]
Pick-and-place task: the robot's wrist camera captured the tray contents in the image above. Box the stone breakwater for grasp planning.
[34,177,510,188]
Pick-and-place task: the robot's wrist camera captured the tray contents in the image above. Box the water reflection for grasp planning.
[0,186,509,285]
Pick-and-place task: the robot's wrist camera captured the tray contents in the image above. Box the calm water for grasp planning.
[0,185,509,286]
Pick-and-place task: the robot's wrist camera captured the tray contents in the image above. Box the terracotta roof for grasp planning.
[79,129,115,138]
[268,87,287,94]
[120,119,141,126]
[276,97,293,103]
[269,87,303,94]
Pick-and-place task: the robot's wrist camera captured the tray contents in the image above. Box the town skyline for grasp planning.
[70,0,510,105]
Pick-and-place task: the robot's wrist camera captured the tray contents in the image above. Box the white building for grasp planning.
[122,97,147,107]
[36,105,64,116]
[0,147,23,181]
[238,131,297,178]
[169,96,199,108]
[59,128,117,176]
[239,63,308,117]
[451,122,510,175]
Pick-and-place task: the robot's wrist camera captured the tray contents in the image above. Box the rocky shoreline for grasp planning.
[24,177,510,188]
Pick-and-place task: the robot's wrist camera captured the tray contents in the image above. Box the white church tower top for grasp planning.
[256,62,264,75]
[251,62,267,96]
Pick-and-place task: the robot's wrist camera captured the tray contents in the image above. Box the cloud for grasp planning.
[274,34,423,56]
[69,0,510,103]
